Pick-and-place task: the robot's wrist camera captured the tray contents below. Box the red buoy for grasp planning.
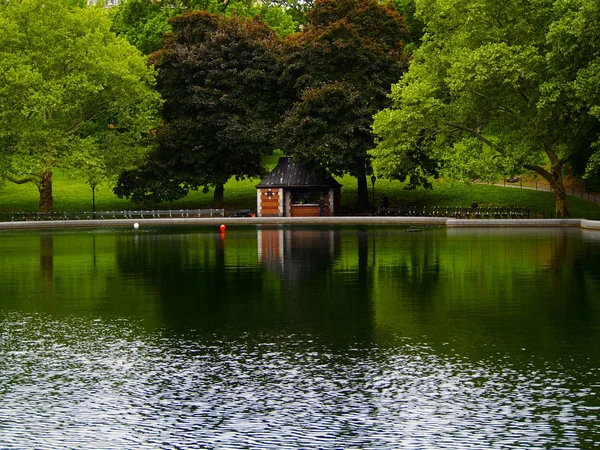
[220,224,226,233]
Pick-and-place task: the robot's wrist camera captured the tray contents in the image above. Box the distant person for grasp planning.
[380,194,389,209]
[319,198,325,216]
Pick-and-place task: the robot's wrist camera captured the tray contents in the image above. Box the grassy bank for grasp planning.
[2,169,600,220]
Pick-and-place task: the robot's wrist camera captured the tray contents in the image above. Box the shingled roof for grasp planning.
[256,157,341,189]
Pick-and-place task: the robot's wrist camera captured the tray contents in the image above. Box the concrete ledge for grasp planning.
[247,216,449,226]
[581,219,600,230]
[0,216,449,230]
[1,216,599,231]
[446,219,582,228]
[0,218,228,230]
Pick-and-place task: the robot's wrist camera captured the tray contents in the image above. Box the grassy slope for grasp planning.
[1,153,600,219]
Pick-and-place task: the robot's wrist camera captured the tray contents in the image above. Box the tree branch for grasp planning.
[220,0,231,12]
[470,89,517,116]
[6,175,37,185]
[523,163,552,182]
[444,121,506,155]
[542,133,561,168]
[560,112,591,166]
[516,87,530,104]
[65,101,112,135]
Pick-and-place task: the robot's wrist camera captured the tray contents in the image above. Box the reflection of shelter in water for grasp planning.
[256,157,342,217]
[257,229,340,280]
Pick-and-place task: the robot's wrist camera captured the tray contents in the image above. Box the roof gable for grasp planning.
[256,157,341,189]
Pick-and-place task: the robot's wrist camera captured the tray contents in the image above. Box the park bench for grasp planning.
[375,206,531,219]
[453,206,531,219]
[228,209,254,217]
[376,206,427,216]
[10,211,70,221]
[376,207,395,216]
[11,209,225,221]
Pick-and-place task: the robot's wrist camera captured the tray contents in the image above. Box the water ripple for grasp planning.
[0,312,598,449]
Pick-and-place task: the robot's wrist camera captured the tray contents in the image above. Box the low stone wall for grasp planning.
[0,216,599,230]
[581,219,600,230]
[446,218,582,228]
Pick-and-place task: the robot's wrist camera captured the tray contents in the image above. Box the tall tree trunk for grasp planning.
[526,148,569,218]
[37,170,53,212]
[549,162,569,218]
[544,144,569,218]
[356,175,369,211]
[356,160,369,211]
[528,167,568,218]
[212,182,224,208]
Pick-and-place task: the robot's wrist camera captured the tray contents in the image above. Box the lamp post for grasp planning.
[371,175,376,215]
[91,182,97,220]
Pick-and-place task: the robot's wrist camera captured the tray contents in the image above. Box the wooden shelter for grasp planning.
[256,157,342,217]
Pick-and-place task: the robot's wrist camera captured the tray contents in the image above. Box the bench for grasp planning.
[376,206,427,216]
[11,209,225,221]
[229,209,253,217]
[375,206,531,219]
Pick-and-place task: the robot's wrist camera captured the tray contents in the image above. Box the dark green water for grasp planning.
[0,226,599,448]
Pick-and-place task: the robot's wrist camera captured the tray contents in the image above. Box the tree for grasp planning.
[114,12,281,207]
[110,0,299,55]
[389,0,424,50]
[109,0,176,55]
[371,0,600,217]
[262,0,314,26]
[0,0,161,212]
[276,0,409,210]
[556,0,600,182]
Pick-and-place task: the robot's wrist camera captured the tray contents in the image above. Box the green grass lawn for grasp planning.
[0,152,285,215]
[2,163,600,220]
[339,176,600,219]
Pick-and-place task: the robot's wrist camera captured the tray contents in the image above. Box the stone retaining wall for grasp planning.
[1,216,599,230]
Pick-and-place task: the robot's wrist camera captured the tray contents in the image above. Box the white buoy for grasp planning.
[133,222,140,229]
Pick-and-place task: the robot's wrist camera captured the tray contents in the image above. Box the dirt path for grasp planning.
[476,177,600,205]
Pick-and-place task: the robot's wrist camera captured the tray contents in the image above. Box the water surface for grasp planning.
[0,226,599,448]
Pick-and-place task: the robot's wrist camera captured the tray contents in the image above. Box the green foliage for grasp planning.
[0,0,161,211]
[3,169,600,220]
[371,0,600,217]
[550,0,600,179]
[278,82,372,177]
[586,147,600,179]
[110,0,299,55]
[109,0,174,55]
[261,0,313,26]
[114,12,281,206]
[388,0,424,50]
[276,0,410,209]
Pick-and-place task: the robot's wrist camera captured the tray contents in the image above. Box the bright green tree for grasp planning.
[0,0,161,212]
[371,0,600,217]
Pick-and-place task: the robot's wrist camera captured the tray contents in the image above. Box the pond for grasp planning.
[0,225,599,449]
